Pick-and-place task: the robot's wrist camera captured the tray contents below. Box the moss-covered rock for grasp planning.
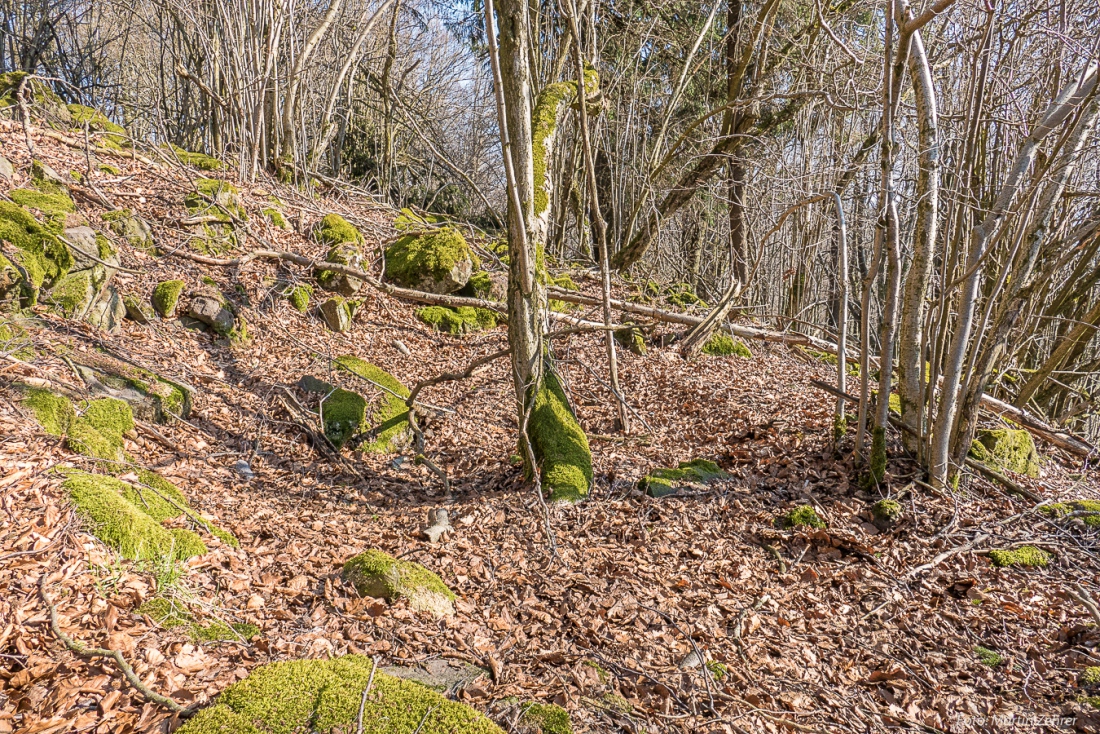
[614,326,646,356]
[315,213,363,247]
[666,282,706,309]
[185,179,245,222]
[10,188,76,228]
[315,243,364,296]
[871,499,902,530]
[969,428,1040,477]
[61,470,207,561]
[458,270,501,300]
[777,505,826,530]
[520,703,572,734]
[343,550,456,617]
[123,293,154,324]
[67,104,128,148]
[639,459,727,498]
[319,296,353,332]
[320,388,366,450]
[152,280,185,317]
[168,144,226,171]
[102,209,156,253]
[261,207,288,229]
[177,656,503,734]
[0,318,34,360]
[1080,667,1100,687]
[68,349,192,422]
[0,199,74,307]
[333,356,411,453]
[988,546,1050,568]
[528,371,592,502]
[416,305,497,335]
[285,283,312,313]
[0,73,70,122]
[702,333,752,358]
[385,227,475,294]
[1040,500,1100,528]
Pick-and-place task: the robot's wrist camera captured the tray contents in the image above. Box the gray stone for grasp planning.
[189,294,235,335]
[0,154,12,182]
[381,660,488,694]
[70,349,193,422]
[86,286,126,333]
[123,293,153,324]
[316,243,363,297]
[319,297,352,333]
[62,226,117,273]
[108,213,156,253]
[297,375,335,394]
[31,160,67,189]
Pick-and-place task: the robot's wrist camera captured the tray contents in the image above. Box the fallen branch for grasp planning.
[904,533,988,580]
[39,573,189,715]
[0,118,156,164]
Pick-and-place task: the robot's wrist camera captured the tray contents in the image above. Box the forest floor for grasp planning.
[2,129,1100,734]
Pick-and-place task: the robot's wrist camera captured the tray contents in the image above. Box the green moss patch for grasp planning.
[185,179,245,222]
[614,327,646,355]
[23,386,75,435]
[139,596,257,642]
[168,144,226,171]
[320,388,366,450]
[152,280,185,317]
[666,282,706,309]
[522,703,572,734]
[0,199,74,297]
[66,396,134,462]
[385,227,475,293]
[343,550,456,617]
[974,646,1003,667]
[10,188,76,229]
[67,104,127,147]
[333,356,411,453]
[178,656,503,734]
[702,333,752,358]
[528,371,592,502]
[315,213,363,246]
[1040,500,1100,527]
[61,470,207,561]
[416,305,497,334]
[532,81,580,216]
[778,505,826,530]
[988,546,1050,568]
[285,284,312,313]
[640,459,727,498]
[969,428,1040,477]
[1081,667,1100,687]
[261,207,288,229]
[459,270,494,299]
[871,499,902,528]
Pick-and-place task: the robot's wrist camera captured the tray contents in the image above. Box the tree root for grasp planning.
[38,573,191,716]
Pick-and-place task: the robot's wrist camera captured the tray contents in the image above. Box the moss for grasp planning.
[178,656,503,734]
[192,619,260,643]
[140,596,256,641]
[0,73,68,118]
[866,426,887,487]
[168,144,226,171]
[974,646,1003,667]
[343,550,456,617]
[228,317,251,346]
[98,164,120,175]
[315,213,363,246]
[706,660,728,681]
[67,397,133,461]
[779,505,826,530]
[152,280,185,317]
[125,468,189,522]
[666,282,706,308]
[833,414,848,441]
[10,189,75,228]
[48,269,95,317]
[583,660,609,683]
[416,305,497,334]
[598,693,632,714]
[459,270,493,299]
[138,597,192,629]
[261,207,288,229]
[1081,667,1100,686]
[988,546,1050,568]
[23,387,75,435]
[185,179,245,221]
[315,242,363,292]
[871,499,902,525]
[334,356,410,453]
[0,200,74,294]
[702,333,752,358]
[522,703,572,734]
[640,459,727,498]
[385,227,474,289]
[532,81,579,216]
[66,104,127,148]
[61,470,207,561]
[285,284,312,313]
[528,371,592,502]
[614,327,647,356]
[320,388,366,450]
[0,320,35,360]
[969,428,1040,477]
[1040,500,1100,527]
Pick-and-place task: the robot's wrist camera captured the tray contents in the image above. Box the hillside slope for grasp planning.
[1,125,1100,733]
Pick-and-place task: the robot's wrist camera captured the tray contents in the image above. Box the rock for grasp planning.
[102,210,155,253]
[970,428,1040,477]
[67,348,193,422]
[85,286,126,333]
[320,388,365,449]
[315,243,363,296]
[233,459,255,480]
[343,549,456,617]
[421,509,452,543]
[870,498,902,531]
[385,226,475,294]
[333,355,411,453]
[0,154,12,181]
[151,280,184,317]
[297,375,335,394]
[382,659,488,693]
[123,293,153,324]
[62,226,117,272]
[31,160,67,190]
[0,74,71,124]
[189,293,235,335]
[639,459,727,498]
[319,296,352,332]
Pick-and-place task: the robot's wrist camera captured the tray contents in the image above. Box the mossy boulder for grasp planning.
[66,104,127,148]
[385,227,475,294]
[184,179,244,254]
[24,389,133,462]
[666,282,706,309]
[702,333,752,358]
[969,428,1040,477]
[123,293,154,324]
[0,73,70,123]
[871,499,902,530]
[68,349,192,422]
[528,371,592,502]
[343,550,456,617]
[261,207,288,229]
[326,356,411,453]
[416,305,497,335]
[176,656,504,734]
[639,459,727,498]
[1040,500,1100,528]
[285,284,312,313]
[614,326,646,356]
[168,144,226,171]
[102,209,156,253]
[319,296,354,332]
[1080,667,1100,687]
[152,280,185,317]
[0,199,74,308]
[458,270,505,301]
[315,213,363,247]
[777,505,826,530]
[316,243,364,296]
[188,284,236,335]
[60,469,207,562]
[988,546,1050,568]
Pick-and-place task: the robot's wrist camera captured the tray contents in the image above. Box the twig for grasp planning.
[904,533,988,579]
[356,657,379,734]
[39,573,189,715]
[412,706,436,734]
[1069,584,1100,628]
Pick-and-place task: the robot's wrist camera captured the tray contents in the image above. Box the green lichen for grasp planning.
[168,144,226,171]
[702,333,752,358]
[285,284,312,313]
[394,207,447,231]
[61,470,207,561]
[68,350,191,421]
[0,200,74,297]
[779,505,826,530]
[871,499,902,525]
[974,646,1003,667]
[177,656,503,734]
[528,371,592,502]
[384,227,475,289]
[583,660,609,683]
[1081,667,1100,686]
[988,546,1050,568]
[522,703,572,734]
[152,280,185,317]
[0,73,69,117]
[315,213,363,246]
[969,428,1040,477]
[343,550,456,617]
[1040,500,1100,527]
[333,356,410,453]
[640,459,727,498]
[416,305,497,334]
